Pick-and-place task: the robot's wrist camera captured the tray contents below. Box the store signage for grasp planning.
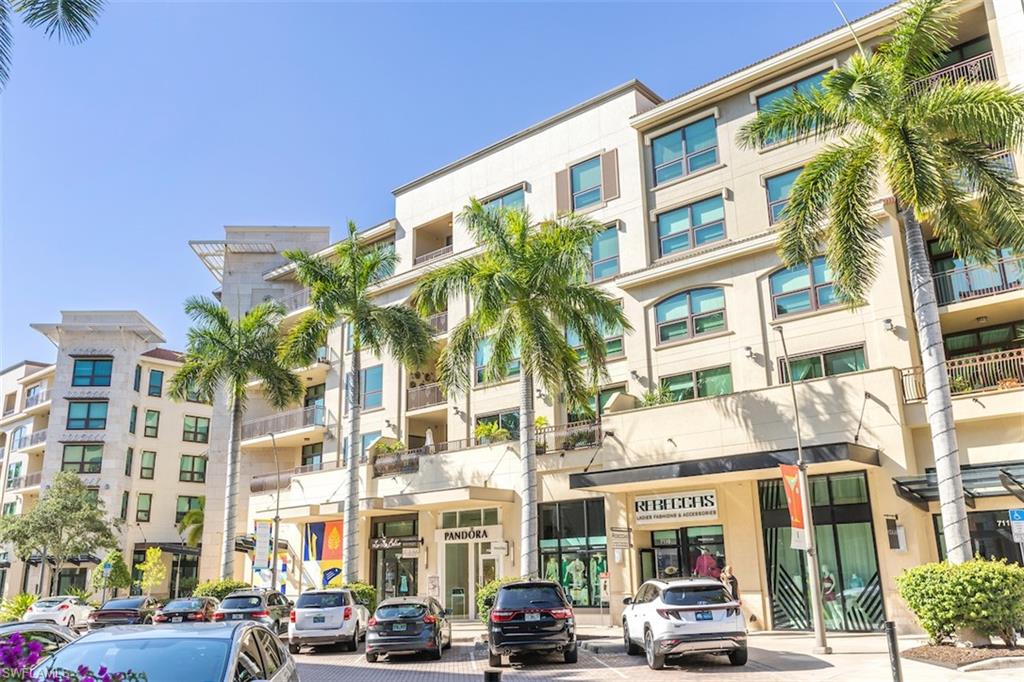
[1009,509,1024,543]
[401,547,420,559]
[780,465,809,550]
[609,527,632,549]
[435,524,503,544]
[369,536,419,550]
[634,490,717,525]
[885,517,907,552]
[490,541,509,554]
[253,520,273,570]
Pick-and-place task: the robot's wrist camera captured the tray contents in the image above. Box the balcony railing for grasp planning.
[933,257,1022,306]
[241,405,326,441]
[413,244,453,266]
[901,348,1024,401]
[24,390,50,409]
[6,471,42,491]
[426,311,448,336]
[275,288,311,314]
[407,383,444,411]
[2,408,14,418]
[913,52,996,92]
[28,430,46,447]
[249,460,341,493]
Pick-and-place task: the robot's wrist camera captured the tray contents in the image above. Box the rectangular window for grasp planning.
[474,338,521,384]
[567,307,624,361]
[147,369,164,397]
[66,401,108,430]
[61,444,103,474]
[538,499,607,607]
[483,186,526,211]
[590,225,619,281]
[125,447,133,476]
[120,492,129,521]
[176,496,202,524]
[944,320,1024,358]
[71,358,112,387]
[5,462,21,490]
[361,366,383,410]
[756,71,827,144]
[129,405,137,434]
[140,451,156,479]
[136,493,152,522]
[360,432,380,463]
[781,346,866,382]
[661,365,733,402]
[766,167,803,224]
[302,442,323,469]
[133,365,141,392]
[144,410,160,438]
[182,415,210,443]
[651,116,718,185]
[476,409,520,440]
[3,502,17,516]
[571,157,602,210]
[84,488,100,507]
[179,454,206,483]
[657,195,726,258]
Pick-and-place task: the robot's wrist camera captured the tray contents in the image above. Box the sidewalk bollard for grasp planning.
[483,669,502,682]
[884,620,903,682]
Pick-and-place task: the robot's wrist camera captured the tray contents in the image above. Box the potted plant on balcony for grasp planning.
[474,421,510,445]
[640,385,674,407]
[535,416,549,454]
[997,376,1022,390]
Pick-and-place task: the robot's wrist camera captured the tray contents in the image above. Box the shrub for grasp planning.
[640,385,673,407]
[192,579,252,601]
[375,440,406,455]
[343,582,378,613]
[474,421,510,443]
[896,562,956,644]
[476,576,519,624]
[0,593,37,623]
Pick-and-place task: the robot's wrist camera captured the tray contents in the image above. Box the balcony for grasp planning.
[407,383,444,411]
[912,52,996,92]
[933,257,1022,306]
[23,390,50,413]
[6,471,42,492]
[241,405,327,445]
[426,311,448,336]
[249,460,341,494]
[24,430,47,453]
[900,348,1024,401]
[275,288,311,315]
[413,244,453,266]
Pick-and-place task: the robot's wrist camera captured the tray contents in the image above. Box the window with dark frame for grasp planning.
[301,442,323,469]
[779,345,866,383]
[175,496,202,523]
[475,409,520,440]
[179,454,206,483]
[943,320,1024,358]
[482,186,526,212]
[651,116,719,185]
[589,225,620,281]
[661,365,734,402]
[655,288,726,344]
[756,71,828,145]
[474,339,521,384]
[120,491,129,521]
[656,195,726,258]
[133,365,141,392]
[66,401,108,430]
[769,255,838,317]
[766,167,803,224]
[360,367,383,409]
[140,451,156,479]
[570,156,602,210]
[136,493,152,522]
[144,410,160,438]
[129,405,137,434]
[566,304,624,362]
[538,498,608,608]
[182,415,210,443]
[61,444,103,474]
[148,369,164,397]
[71,358,112,387]
[125,447,133,476]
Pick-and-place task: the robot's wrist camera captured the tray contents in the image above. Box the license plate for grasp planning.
[393,623,407,632]
[313,616,325,624]
[696,611,713,621]
[525,613,541,622]
[171,617,183,623]
[231,614,243,620]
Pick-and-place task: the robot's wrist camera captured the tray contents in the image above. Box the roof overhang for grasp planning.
[381,485,515,510]
[189,240,277,283]
[893,461,1024,510]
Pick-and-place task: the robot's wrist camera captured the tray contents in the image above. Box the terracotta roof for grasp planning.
[141,348,185,363]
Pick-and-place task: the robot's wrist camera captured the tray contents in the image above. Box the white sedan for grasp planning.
[23,596,94,630]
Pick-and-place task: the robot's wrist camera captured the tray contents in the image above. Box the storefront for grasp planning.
[369,514,420,600]
[630,489,726,583]
[933,510,1024,564]
[435,507,504,619]
[538,499,608,608]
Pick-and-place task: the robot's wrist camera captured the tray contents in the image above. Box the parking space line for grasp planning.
[582,649,628,679]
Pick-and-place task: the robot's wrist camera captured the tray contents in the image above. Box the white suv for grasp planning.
[622,577,746,670]
[287,589,370,654]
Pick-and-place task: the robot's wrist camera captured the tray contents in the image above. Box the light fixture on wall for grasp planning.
[976,315,989,324]
[743,346,753,358]
[883,319,894,333]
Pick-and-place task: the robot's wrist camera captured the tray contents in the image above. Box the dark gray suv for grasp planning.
[485,580,577,667]
[213,590,292,634]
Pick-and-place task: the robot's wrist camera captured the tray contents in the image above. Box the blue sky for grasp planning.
[1,0,890,364]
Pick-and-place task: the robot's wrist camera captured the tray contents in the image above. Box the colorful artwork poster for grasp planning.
[304,520,344,587]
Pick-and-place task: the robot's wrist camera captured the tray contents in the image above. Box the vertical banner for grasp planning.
[303,520,344,587]
[254,520,273,570]
[780,464,809,550]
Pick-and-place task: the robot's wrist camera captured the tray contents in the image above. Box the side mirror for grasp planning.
[622,597,633,605]
[483,596,494,608]
[439,609,448,617]
[287,600,294,608]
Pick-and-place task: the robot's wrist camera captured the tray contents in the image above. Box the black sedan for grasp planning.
[153,596,219,624]
[86,596,161,629]
[365,596,451,662]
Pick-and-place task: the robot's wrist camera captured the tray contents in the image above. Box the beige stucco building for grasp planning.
[191,0,1024,634]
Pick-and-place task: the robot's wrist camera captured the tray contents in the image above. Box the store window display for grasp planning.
[538,499,608,607]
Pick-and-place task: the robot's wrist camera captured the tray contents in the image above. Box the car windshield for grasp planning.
[662,585,732,606]
[220,596,262,609]
[34,637,231,682]
[163,599,204,610]
[496,585,564,609]
[375,603,427,619]
[102,599,143,610]
[296,593,347,609]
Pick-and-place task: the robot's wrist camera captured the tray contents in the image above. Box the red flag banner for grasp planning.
[780,464,809,550]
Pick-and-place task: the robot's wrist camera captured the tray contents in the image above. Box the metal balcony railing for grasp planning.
[426,311,448,336]
[241,405,326,441]
[901,348,1024,401]
[24,390,50,409]
[275,288,311,314]
[249,460,341,493]
[932,257,1022,306]
[6,471,42,491]
[912,52,996,92]
[28,430,46,447]
[413,244,453,266]
[407,383,444,411]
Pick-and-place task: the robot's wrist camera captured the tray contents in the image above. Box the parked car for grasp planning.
[153,596,220,623]
[22,596,93,629]
[0,622,79,663]
[32,622,299,681]
[365,596,451,662]
[484,580,576,667]
[86,596,161,629]
[622,577,747,670]
[213,589,291,634]
[287,588,370,654]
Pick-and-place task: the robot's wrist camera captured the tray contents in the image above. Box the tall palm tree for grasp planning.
[280,221,434,583]
[170,297,304,579]
[177,498,205,548]
[413,202,631,578]
[737,0,1024,564]
[1,0,105,88]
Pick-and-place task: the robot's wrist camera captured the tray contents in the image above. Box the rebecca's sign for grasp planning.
[634,490,718,525]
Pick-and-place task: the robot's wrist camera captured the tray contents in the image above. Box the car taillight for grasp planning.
[187,613,205,621]
[547,608,573,620]
[367,617,377,628]
[251,610,269,618]
[153,614,167,622]
[58,604,70,611]
[490,610,515,623]
[212,613,225,621]
[423,614,437,624]
[343,607,352,621]
[656,609,681,620]
[289,610,296,623]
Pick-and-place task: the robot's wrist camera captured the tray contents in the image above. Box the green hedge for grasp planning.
[191,579,252,602]
[476,577,519,623]
[0,594,37,623]
[897,558,1024,646]
[343,582,378,613]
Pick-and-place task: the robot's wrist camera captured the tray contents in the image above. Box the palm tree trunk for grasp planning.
[343,350,361,584]
[221,395,243,579]
[37,546,47,596]
[518,371,538,578]
[902,207,972,564]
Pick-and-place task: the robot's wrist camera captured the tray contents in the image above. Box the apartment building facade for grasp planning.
[192,0,1024,633]
[0,311,214,598]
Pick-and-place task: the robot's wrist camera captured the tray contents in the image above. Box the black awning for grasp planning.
[133,542,201,557]
[27,553,101,566]
[234,535,288,554]
[569,442,880,490]
[893,461,1024,510]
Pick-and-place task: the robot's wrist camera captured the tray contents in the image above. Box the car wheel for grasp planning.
[644,628,665,671]
[443,626,452,650]
[728,646,748,666]
[347,625,359,652]
[623,620,641,655]
[563,644,578,664]
[365,651,378,663]
[288,644,301,655]
[488,651,502,667]
[430,634,443,660]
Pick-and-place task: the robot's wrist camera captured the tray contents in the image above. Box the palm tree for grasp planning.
[413,202,630,578]
[280,221,434,583]
[737,0,1024,564]
[169,297,305,579]
[1,0,105,88]
[177,498,205,548]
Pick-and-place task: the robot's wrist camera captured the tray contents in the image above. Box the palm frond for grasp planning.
[0,1,12,87]
[876,0,956,83]
[437,314,486,396]
[778,144,856,266]
[411,256,482,315]
[279,308,332,368]
[459,200,517,262]
[737,87,846,150]
[881,125,944,210]
[363,304,435,369]
[15,0,104,44]
[916,80,1024,151]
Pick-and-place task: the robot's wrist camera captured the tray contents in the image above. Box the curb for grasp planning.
[959,657,1024,673]
[580,639,624,654]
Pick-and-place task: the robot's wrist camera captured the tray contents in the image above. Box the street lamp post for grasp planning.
[269,432,283,594]
[774,325,831,655]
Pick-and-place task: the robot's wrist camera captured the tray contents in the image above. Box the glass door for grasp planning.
[477,542,499,592]
[444,543,470,619]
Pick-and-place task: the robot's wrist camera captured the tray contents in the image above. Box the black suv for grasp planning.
[213,589,292,634]
[484,580,577,667]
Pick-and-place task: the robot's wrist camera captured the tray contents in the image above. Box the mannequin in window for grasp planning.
[564,553,588,606]
[545,556,560,582]
[694,547,719,577]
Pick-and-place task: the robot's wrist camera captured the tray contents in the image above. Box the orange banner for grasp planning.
[780,464,809,550]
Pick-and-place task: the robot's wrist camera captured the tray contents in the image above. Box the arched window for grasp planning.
[10,426,26,450]
[769,256,838,318]
[655,287,726,344]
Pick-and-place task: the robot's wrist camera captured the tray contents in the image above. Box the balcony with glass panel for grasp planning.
[413,214,454,267]
[240,404,329,447]
[22,388,51,416]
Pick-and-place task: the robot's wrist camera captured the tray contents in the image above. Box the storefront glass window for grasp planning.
[646,526,726,580]
[933,511,1024,564]
[441,508,500,529]
[538,499,607,608]
[371,515,418,601]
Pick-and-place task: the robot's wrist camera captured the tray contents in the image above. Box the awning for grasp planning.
[381,485,515,510]
[893,461,1024,510]
[569,442,880,490]
[234,535,289,553]
[133,542,201,558]
[27,553,101,566]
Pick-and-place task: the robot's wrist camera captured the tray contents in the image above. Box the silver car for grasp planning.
[33,622,299,682]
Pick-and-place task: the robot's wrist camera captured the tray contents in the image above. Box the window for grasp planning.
[568,386,621,423]
[933,509,1022,565]
[182,415,210,443]
[148,369,164,397]
[133,365,141,392]
[571,157,602,210]
[3,502,16,516]
[125,448,134,476]
[483,186,525,211]
[657,195,726,258]
[769,255,837,317]
[84,488,100,507]
[440,507,499,528]
[938,35,992,69]
[655,287,726,344]
[361,366,383,409]
[61,444,103,474]
[5,462,21,489]
[66,401,108,430]
[129,405,137,434]
[301,442,323,469]
[179,454,206,483]
[766,167,802,223]
[144,410,160,438]
[756,71,827,144]
[176,496,202,523]
[120,491,129,521]
[661,365,734,402]
[71,358,112,387]
[185,384,206,403]
[360,431,380,463]
[651,116,718,184]
[567,309,624,361]
[539,499,607,607]
[474,338,521,384]
[781,346,866,382]
[647,525,728,581]
[590,225,619,281]
[140,451,156,479]
[944,320,1024,358]
[10,427,26,451]
[136,493,152,522]
[476,409,520,440]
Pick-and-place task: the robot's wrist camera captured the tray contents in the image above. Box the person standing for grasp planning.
[721,564,740,603]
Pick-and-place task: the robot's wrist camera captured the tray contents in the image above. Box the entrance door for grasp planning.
[444,543,470,619]
[477,542,498,587]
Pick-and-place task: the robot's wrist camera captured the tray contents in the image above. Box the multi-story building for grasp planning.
[192,0,1024,633]
[0,311,214,598]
